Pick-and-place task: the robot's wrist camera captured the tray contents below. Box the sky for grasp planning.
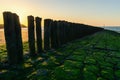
[0,0,120,27]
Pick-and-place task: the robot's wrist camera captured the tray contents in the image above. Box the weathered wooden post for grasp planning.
[55,21,60,48]
[63,21,67,44]
[67,22,71,42]
[51,21,59,49]
[69,22,72,41]
[65,22,68,43]
[57,21,62,47]
[35,17,42,54]
[3,12,17,64]
[69,22,73,41]
[50,20,58,49]
[50,20,54,48]
[44,19,52,51]
[28,16,35,56]
[13,13,23,63]
[58,21,62,46]
[74,23,77,40]
[62,21,66,44]
[3,12,23,64]
[64,21,69,44]
[60,21,65,45]
[78,23,81,38]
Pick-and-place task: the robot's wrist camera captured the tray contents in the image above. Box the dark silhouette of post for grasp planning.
[55,21,60,48]
[35,17,42,54]
[63,21,67,44]
[50,20,54,48]
[56,21,62,47]
[61,21,66,45]
[59,21,64,45]
[3,12,17,64]
[3,12,23,64]
[44,19,52,51]
[13,13,23,63]
[51,21,61,49]
[28,16,35,56]
[66,22,70,42]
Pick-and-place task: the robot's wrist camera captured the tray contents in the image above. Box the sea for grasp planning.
[103,26,120,33]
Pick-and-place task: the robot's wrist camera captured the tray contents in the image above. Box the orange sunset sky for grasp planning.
[0,0,120,27]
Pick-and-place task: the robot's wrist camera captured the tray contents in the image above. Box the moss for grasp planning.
[115,70,120,78]
[64,60,83,69]
[101,69,114,79]
[97,77,106,80]
[67,55,85,62]
[84,65,99,74]
[0,30,120,80]
[54,66,80,80]
[83,70,97,80]
[84,57,96,65]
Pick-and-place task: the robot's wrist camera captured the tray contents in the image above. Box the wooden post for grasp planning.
[50,20,54,48]
[68,22,71,41]
[55,21,60,48]
[63,21,66,44]
[50,21,57,49]
[13,13,23,63]
[28,16,35,56]
[57,21,62,47]
[51,21,60,49]
[71,23,75,41]
[60,21,65,45]
[35,17,42,54]
[3,12,17,64]
[44,19,52,51]
[65,22,68,43]
[3,12,23,64]
[67,22,70,42]
[64,21,68,44]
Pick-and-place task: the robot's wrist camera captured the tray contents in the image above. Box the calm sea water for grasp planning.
[104,27,120,33]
